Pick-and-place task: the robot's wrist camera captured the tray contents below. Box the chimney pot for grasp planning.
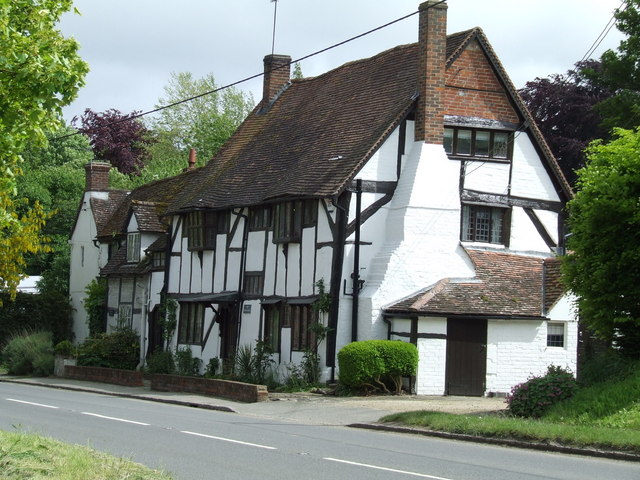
[262,54,291,108]
[84,161,111,191]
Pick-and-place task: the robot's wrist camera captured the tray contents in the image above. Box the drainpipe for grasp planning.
[351,179,362,342]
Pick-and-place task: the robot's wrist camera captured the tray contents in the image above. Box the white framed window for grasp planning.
[126,232,141,263]
[118,304,133,328]
[547,322,565,347]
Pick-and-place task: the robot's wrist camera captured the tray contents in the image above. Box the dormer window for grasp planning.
[126,233,141,263]
[444,128,511,160]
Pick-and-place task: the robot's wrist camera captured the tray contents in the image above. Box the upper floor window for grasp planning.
[152,251,165,269]
[249,206,272,231]
[243,272,264,297]
[184,211,229,250]
[273,200,317,244]
[462,204,509,245]
[126,233,141,263]
[444,128,511,160]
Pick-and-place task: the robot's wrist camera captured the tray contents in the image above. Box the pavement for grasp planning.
[1,375,638,462]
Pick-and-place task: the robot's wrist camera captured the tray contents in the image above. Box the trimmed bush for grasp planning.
[174,347,200,376]
[338,340,418,394]
[77,327,140,370]
[2,331,54,376]
[146,349,175,375]
[506,365,577,418]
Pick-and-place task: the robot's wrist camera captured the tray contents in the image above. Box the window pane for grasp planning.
[457,130,472,155]
[475,131,490,157]
[547,323,564,347]
[474,208,491,242]
[462,205,472,241]
[493,132,509,158]
[490,208,503,244]
[443,128,453,154]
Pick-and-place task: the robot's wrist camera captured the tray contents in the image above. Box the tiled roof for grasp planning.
[90,190,129,234]
[132,200,168,233]
[100,245,152,277]
[385,248,565,318]
[543,257,564,312]
[167,28,570,213]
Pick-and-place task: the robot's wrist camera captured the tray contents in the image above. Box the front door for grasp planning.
[147,306,164,357]
[218,303,238,362]
[445,318,487,396]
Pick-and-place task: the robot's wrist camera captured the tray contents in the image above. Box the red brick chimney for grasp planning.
[262,54,291,108]
[188,148,197,170]
[84,161,111,191]
[415,0,448,144]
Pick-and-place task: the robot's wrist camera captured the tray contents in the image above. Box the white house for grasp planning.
[70,0,577,395]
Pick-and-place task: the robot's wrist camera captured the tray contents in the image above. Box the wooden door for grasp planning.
[147,306,164,357]
[445,318,487,396]
[219,303,238,361]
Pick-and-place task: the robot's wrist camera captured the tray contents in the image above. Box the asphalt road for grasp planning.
[1,382,638,480]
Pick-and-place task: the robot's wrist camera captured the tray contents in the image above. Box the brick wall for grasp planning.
[444,40,519,123]
[84,162,111,191]
[64,365,144,387]
[150,374,268,403]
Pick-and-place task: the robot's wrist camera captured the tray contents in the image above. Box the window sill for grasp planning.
[448,155,510,163]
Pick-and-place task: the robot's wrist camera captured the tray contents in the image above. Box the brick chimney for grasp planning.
[188,148,197,170]
[84,161,111,191]
[415,0,448,144]
[262,54,291,108]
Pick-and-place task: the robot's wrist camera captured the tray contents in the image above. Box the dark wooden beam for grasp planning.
[461,189,563,212]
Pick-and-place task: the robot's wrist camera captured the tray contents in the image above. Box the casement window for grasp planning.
[243,272,264,297]
[152,251,165,269]
[117,304,133,328]
[126,233,141,263]
[444,127,512,160]
[178,303,205,345]
[249,206,272,231]
[184,211,229,250]
[263,305,281,353]
[547,323,565,347]
[288,304,317,352]
[461,204,510,245]
[273,200,317,244]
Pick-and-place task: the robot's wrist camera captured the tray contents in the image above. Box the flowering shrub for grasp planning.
[506,365,577,418]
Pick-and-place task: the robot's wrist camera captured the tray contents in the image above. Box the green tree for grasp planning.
[563,128,640,354]
[0,0,88,300]
[148,72,254,164]
[588,0,640,130]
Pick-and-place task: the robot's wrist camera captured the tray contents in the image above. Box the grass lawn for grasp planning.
[0,430,173,480]
[381,365,640,453]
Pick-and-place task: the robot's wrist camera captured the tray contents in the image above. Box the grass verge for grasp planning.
[0,429,173,480]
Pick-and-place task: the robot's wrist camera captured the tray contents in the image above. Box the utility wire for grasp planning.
[53,2,442,141]
[578,0,627,64]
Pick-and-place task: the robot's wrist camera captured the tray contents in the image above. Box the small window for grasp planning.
[302,200,318,227]
[289,304,317,351]
[243,272,264,297]
[178,303,204,345]
[273,201,302,244]
[547,323,565,347]
[263,305,281,353]
[249,206,272,231]
[117,304,133,328]
[184,211,228,250]
[443,127,513,160]
[152,252,165,269]
[126,233,141,263]
[462,204,509,245]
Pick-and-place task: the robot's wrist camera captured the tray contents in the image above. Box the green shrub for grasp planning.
[204,357,220,378]
[77,327,140,370]
[146,349,175,375]
[578,350,638,387]
[54,340,75,357]
[338,340,417,394]
[230,341,275,385]
[2,331,54,376]
[507,365,577,418]
[174,347,200,376]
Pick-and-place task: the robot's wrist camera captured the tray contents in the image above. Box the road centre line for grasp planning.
[81,412,150,426]
[6,398,59,409]
[181,430,277,450]
[324,457,455,480]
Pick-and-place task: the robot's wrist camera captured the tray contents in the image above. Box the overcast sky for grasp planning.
[59,0,627,122]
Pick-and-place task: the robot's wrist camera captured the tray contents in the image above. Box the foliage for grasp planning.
[586,0,640,130]
[562,128,640,347]
[230,341,275,385]
[292,62,304,80]
[148,72,254,164]
[0,292,72,347]
[506,365,577,418]
[76,327,140,370]
[338,340,418,394]
[146,348,176,375]
[174,347,200,376]
[54,340,75,357]
[158,295,178,350]
[1,330,54,376]
[312,279,331,315]
[0,0,87,300]
[0,430,174,480]
[578,349,639,387]
[204,357,220,378]
[519,61,612,185]
[73,109,153,174]
[83,278,107,337]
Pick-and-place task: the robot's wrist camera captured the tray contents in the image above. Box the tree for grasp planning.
[0,0,88,300]
[587,0,640,130]
[562,128,640,355]
[73,109,153,174]
[149,72,254,164]
[519,61,612,185]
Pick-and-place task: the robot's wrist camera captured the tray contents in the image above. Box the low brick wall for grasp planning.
[150,374,268,403]
[64,365,144,387]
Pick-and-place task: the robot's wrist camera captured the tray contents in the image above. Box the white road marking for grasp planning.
[324,457,455,480]
[181,430,277,450]
[6,398,59,409]
[81,412,150,426]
